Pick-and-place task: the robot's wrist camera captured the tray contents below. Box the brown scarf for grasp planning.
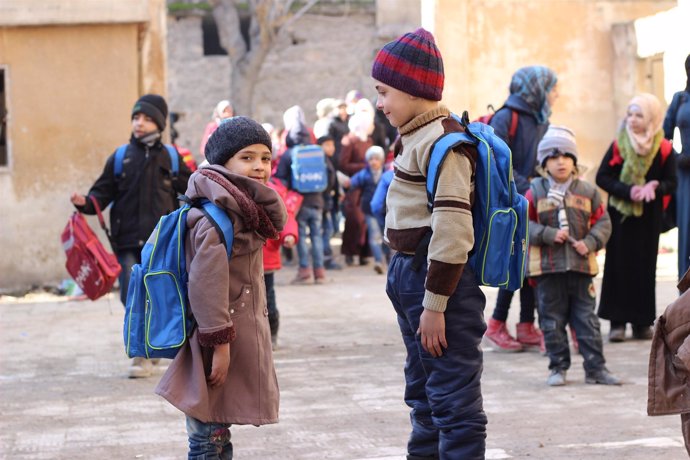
[199,169,279,240]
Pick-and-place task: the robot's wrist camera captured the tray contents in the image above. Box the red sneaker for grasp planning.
[516,322,544,348]
[485,319,523,352]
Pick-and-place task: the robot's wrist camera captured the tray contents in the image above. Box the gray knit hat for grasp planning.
[537,125,578,167]
[205,116,273,165]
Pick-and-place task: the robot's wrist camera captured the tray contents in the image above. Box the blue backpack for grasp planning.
[290,144,328,193]
[114,143,179,179]
[123,198,234,359]
[424,111,528,291]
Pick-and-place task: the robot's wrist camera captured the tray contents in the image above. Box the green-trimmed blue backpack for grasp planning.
[424,111,528,291]
[123,197,233,359]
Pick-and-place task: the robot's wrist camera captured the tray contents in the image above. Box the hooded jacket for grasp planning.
[490,94,549,194]
[648,282,690,416]
[155,165,286,424]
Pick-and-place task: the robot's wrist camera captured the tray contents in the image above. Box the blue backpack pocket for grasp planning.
[123,264,147,358]
[473,208,517,287]
[143,270,189,357]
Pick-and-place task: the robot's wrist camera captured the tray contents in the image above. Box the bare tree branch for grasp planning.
[281,0,320,31]
[210,0,247,64]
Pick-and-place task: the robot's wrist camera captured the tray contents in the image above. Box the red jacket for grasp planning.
[263,178,300,271]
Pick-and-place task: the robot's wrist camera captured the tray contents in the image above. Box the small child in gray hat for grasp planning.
[527,125,621,387]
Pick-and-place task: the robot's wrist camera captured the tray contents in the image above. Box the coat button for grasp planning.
[264,307,268,316]
[241,302,245,307]
[230,309,235,314]
[245,289,250,294]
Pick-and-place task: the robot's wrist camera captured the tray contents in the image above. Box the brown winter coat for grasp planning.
[156,165,287,424]
[648,273,690,417]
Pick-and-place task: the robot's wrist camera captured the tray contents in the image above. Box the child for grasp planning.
[155,117,287,458]
[318,135,343,270]
[348,145,387,274]
[526,125,621,386]
[373,28,487,458]
[264,176,299,348]
[70,94,193,378]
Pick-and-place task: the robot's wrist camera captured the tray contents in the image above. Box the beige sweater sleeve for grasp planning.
[422,148,475,312]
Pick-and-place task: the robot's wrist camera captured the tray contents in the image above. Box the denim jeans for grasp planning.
[386,253,487,460]
[116,249,140,306]
[364,213,384,263]
[297,206,324,269]
[322,209,335,261]
[186,416,233,460]
[536,273,606,373]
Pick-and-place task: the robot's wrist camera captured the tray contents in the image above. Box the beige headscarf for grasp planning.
[625,93,663,156]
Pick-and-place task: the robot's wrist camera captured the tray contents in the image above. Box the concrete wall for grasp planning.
[431,0,675,180]
[167,12,382,163]
[0,0,168,291]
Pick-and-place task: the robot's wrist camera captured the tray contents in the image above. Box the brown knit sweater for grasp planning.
[385,105,477,312]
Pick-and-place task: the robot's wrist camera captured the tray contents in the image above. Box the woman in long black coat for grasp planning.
[596,93,677,342]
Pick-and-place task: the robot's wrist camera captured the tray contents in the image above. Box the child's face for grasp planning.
[131,113,158,138]
[368,157,383,171]
[374,81,416,128]
[320,140,335,157]
[545,153,575,183]
[223,144,272,184]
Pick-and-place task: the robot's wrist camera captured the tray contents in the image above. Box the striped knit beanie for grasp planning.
[371,28,444,101]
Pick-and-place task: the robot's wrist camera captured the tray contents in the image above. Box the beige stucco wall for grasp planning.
[0,24,140,290]
[431,0,674,179]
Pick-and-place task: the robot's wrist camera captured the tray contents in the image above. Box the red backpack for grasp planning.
[475,105,519,145]
[61,196,121,300]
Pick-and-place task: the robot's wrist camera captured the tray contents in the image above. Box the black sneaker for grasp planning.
[585,368,622,385]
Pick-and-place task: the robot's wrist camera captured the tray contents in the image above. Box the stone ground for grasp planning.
[0,236,688,459]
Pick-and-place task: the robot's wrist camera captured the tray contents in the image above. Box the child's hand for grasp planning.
[571,239,589,256]
[417,309,447,357]
[207,343,230,388]
[554,228,570,244]
[283,234,296,248]
[641,180,659,202]
[70,193,86,207]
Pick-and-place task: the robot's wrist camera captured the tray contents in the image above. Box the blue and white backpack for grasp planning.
[290,144,328,193]
[123,197,234,359]
[424,111,528,291]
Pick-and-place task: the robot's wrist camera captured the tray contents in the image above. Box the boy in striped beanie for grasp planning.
[373,28,487,459]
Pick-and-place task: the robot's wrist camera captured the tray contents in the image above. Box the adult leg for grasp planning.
[186,416,233,460]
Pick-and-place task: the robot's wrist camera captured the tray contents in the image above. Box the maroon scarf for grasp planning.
[199,169,279,240]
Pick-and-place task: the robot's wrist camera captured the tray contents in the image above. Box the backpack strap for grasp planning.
[426,130,476,211]
[164,144,180,177]
[113,144,128,179]
[197,198,234,260]
[114,144,179,179]
[508,109,519,144]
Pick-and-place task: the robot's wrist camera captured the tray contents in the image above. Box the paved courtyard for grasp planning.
[0,244,687,459]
